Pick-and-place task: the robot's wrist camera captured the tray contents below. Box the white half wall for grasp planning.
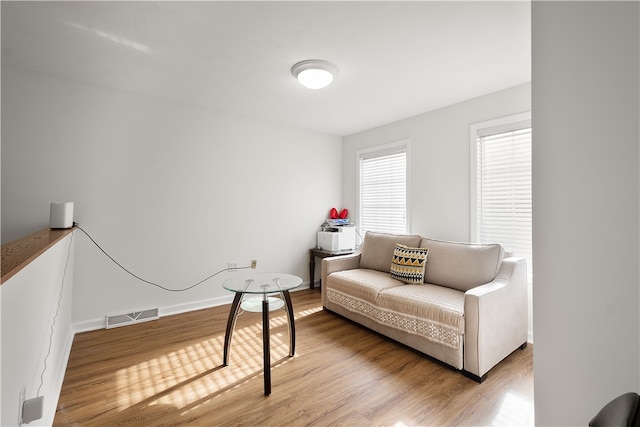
[532,1,640,425]
[1,66,342,325]
[1,233,75,427]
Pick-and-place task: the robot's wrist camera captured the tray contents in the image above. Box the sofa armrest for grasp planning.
[463,257,528,379]
[321,253,361,306]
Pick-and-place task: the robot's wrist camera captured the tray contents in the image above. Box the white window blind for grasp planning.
[358,143,408,237]
[472,114,532,283]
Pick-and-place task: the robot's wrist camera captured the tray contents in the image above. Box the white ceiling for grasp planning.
[1,1,531,136]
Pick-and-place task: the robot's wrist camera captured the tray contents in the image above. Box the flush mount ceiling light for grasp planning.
[291,59,338,90]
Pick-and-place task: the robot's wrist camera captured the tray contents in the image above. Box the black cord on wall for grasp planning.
[74,223,250,292]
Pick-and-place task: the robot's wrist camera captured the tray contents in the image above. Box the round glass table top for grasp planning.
[222,272,302,294]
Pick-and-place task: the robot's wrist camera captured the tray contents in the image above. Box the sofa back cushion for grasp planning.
[420,238,504,291]
[359,232,422,272]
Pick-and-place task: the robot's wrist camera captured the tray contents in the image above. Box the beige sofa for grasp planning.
[321,231,528,382]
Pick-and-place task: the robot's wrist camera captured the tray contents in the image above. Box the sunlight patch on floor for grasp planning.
[490,391,534,426]
[298,305,323,316]
[114,310,297,411]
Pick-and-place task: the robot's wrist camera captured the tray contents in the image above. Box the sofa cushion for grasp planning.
[420,238,504,291]
[326,269,403,304]
[377,284,465,348]
[327,281,465,350]
[390,244,428,284]
[359,232,422,272]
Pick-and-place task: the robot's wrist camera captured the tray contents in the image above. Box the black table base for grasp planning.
[222,290,295,396]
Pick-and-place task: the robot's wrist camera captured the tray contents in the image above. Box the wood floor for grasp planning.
[54,289,534,426]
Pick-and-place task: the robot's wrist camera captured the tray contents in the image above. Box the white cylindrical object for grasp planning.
[49,202,74,229]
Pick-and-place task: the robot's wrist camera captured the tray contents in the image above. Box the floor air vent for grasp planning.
[107,308,159,329]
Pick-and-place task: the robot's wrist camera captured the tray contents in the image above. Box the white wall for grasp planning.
[342,83,532,336]
[532,2,640,425]
[1,233,75,427]
[1,66,342,326]
[342,83,531,242]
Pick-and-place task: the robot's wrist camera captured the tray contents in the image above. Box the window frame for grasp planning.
[470,111,531,243]
[356,139,411,237]
[470,111,532,287]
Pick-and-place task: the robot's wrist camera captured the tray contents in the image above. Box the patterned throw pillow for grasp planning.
[390,244,428,284]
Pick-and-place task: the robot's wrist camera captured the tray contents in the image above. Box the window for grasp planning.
[471,113,532,282]
[357,140,409,237]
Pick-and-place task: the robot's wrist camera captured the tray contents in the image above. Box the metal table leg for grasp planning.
[282,290,296,356]
[262,295,271,395]
[223,292,243,366]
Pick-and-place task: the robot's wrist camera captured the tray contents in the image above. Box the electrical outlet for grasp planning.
[228,261,238,271]
[251,259,257,269]
[22,396,44,424]
[18,385,26,425]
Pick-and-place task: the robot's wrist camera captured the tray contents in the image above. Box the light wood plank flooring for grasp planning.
[54,289,534,426]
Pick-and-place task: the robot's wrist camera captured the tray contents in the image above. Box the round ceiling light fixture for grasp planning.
[291,59,338,90]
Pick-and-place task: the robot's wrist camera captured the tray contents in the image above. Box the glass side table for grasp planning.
[222,272,302,395]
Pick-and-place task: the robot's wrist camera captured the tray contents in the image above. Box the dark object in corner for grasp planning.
[589,392,640,427]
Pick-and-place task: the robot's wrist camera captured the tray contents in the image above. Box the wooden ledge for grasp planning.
[1,227,74,284]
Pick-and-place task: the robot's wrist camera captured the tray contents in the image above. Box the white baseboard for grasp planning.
[160,295,234,317]
[73,317,106,333]
[72,281,313,333]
